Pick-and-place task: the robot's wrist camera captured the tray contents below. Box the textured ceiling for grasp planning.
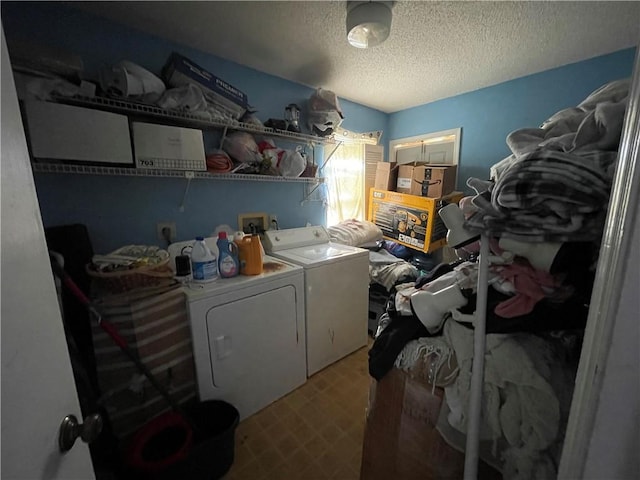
[69,1,640,113]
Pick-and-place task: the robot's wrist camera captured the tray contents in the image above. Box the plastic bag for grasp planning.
[308,88,344,136]
[21,76,79,101]
[156,83,207,112]
[240,110,265,128]
[99,60,166,103]
[222,132,261,163]
[308,110,344,136]
[278,149,306,177]
[309,88,343,116]
[256,141,305,177]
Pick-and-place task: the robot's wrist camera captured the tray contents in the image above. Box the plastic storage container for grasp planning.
[126,400,240,480]
[216,232,239,278]
[191,237,218,282]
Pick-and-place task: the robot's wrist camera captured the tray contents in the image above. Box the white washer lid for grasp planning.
[273,242,368,267]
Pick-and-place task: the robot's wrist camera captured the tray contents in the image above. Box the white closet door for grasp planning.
[1,26,95,479]
[395,143,423,164]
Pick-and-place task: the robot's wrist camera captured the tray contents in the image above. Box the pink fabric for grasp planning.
[491,259,560,318]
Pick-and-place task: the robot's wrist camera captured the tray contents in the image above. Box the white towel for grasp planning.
[442,319,562,480]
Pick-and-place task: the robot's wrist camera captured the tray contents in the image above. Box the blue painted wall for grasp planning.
[1,2,388,252]
[2,2,636,252]
[388,48,638,192]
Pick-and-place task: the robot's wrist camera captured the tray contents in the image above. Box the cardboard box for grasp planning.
[162,52,249,119]
[360,368,502,480]
[132,121,206,170]
[24,100,133,165]
[396,165,457,198]
[368,189,463,253]
[374,162,399,191]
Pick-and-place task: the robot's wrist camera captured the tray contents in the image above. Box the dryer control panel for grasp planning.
[263,226,330,252]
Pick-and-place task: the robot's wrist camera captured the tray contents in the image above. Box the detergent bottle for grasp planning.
[216,232,240,278]
[191,237,218,282]
[235,234,264,275]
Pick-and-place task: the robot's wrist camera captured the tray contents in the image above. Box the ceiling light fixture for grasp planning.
[346,1,393,49]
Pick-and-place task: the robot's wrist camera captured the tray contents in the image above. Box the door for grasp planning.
[0,27,95,479]
[558,47,640,478]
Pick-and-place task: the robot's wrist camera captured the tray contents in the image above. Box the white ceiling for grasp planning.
[69,1,640,113]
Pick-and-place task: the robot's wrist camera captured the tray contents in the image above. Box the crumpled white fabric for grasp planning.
[442,319,562,480]
[394,262,485,317]
[491,78,629,181]
[368,250,418,291]
[394,336,458,392]
[327,219,383,247]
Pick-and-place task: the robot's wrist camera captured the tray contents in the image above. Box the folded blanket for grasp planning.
[474,79,629,242]
[491,79,629,181]
[328,219,382,247]
[467,150,617,242]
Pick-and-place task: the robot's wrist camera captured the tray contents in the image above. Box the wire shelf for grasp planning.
[31,162,324,183]
[51,95,336,145]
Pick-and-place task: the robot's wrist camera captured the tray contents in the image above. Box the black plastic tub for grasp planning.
[127,400,240,480]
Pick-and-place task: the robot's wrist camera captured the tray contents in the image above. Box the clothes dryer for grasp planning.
[263,226,369,376]
[184,253,306,420]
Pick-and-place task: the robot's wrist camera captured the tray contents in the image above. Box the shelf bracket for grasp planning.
[319,141,343,172]
[301,178,324,205]
[179,171,195,212]
[219,125,229,150]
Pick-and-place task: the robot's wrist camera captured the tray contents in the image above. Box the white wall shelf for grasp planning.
[31,162,323,183]
[52,95,336,146]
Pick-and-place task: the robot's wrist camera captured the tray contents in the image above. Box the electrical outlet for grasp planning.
[156,222,176,244]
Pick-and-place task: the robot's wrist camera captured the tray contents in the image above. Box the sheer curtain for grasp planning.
[324,129,380,226]
[325,139,364,226]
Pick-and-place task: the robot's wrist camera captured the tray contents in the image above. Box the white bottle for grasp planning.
[191,237,218,282]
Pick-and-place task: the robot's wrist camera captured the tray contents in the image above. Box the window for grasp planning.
[323,130,382,226]
[389,128,461,166]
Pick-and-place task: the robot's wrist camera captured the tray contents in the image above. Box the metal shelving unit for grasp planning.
[34,95,332,187]
[51,94,336,146]
[31,162,323,183]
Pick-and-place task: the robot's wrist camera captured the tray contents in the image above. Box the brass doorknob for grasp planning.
[58,413,103,453]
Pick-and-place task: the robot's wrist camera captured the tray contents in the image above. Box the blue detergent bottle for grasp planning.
[216,232,240,278]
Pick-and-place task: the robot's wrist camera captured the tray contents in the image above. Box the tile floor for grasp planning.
[225,343,371,480]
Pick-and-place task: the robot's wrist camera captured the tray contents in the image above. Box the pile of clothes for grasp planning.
[368,78,631,480]
[466,79,629,243]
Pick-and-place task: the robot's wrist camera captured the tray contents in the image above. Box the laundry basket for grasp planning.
[86,246,175,294]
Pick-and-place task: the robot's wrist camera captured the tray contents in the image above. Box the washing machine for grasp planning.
[176,238,307,420]
[263,226,369,376]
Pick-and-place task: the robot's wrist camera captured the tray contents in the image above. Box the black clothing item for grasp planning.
[414,258,467,289]
[368,313,428,381]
